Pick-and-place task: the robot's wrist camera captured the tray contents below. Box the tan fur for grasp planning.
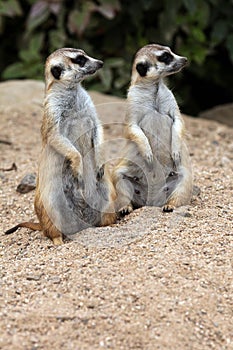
[112,44,193,214]
[5,48,116,244]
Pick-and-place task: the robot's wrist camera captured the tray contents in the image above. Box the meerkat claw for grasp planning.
[96,164,105,180]
[163,205,174,213]
[146,151,153,164]
[119,205,133,216]
[172,151,181,167]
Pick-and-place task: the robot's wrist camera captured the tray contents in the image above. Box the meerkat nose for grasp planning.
[97,60,104,68]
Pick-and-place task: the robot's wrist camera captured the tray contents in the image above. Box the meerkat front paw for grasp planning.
[146,150,153,163]
[172,151,181,167]
[171,137,182,167]
[71,156,84,185]
[96,164,105,180]
[72,167,83,185]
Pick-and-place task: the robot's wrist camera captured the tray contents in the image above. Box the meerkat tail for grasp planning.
[5,222,41,235]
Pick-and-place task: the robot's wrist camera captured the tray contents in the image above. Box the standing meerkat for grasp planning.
[112,44,193,213]
[5,48,116,244]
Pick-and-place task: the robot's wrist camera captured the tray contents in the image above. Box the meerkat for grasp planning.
[5,48,116,244]
[112,44,193,214]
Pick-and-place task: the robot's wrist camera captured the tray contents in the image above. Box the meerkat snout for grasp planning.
[86,59,103,75]
[96,60,104,68]
[169,55,188,73]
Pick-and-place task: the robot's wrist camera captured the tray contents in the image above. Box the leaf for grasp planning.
[226,34,233,63]
[27,1,50,33]
[0,0,22,17]
[19,34,44,62]
[183,0,196,14]
[98,67,112,90]
[211,20,228,45]
[49,30,66,51]
[49,2,61,15]
[98,0,121,10]
[0,16,3,34]
[191,27,206,43]
[114,75,128,89]
[164,0,182,17]
[195,1,210,28]
[142,0,156,11]
[105,58,124,68]
[68,3,94,37]
[29,1,48,18]
[2,62,26,79]
[95,0,121,19]
[30,33,44,52]
[192,46,208,65]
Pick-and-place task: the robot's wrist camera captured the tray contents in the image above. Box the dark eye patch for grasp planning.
[51,65,63,80]
[157,52,173,64]
[136,62,150,77]
[71,54,87,67]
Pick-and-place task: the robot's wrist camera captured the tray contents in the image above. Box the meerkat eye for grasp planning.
[71,55,87,67]
[157,52,173,64]
[51,66,63,80]
[136,62,149,77]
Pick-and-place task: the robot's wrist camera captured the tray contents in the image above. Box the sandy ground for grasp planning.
[0,80,232,350]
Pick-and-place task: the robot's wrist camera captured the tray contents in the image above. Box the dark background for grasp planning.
[0,0,232,116]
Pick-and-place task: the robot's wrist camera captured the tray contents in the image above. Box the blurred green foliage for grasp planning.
[0,0,232,115]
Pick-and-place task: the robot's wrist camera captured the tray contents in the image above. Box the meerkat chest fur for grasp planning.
[128,79,178,122]
[45,83,97,151]
[155,81,179,118]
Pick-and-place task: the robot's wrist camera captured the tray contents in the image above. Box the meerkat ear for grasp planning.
[136,62,149,77]
[51,66,63,80]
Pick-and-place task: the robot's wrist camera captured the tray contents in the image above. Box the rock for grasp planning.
[192,185,201,196]
[177,211,192,218]
[26,274,41,281]
[199,103,233,127]
[16,173,36,193]
[49,276,61,284]
[220,156,231,167]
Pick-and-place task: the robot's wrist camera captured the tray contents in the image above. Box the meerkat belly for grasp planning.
[37,146,85,234]
[129,113,177,207]
[60,115,104,228]
[62,115,97,178]
[64,116,98,189]
[39,144,97,234]
[62,116,94,154]
[139,112,173,167]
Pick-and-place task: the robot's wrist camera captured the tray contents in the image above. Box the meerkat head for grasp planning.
[131,44,187,85]
[45,48,103,89]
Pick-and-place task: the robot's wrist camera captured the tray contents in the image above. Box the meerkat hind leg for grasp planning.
[36,198,64,245]
[52,236,64,245]
[115,176,134,216]
[162,168,193,213]
[43,225,64,245]
[100,210,117,226]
